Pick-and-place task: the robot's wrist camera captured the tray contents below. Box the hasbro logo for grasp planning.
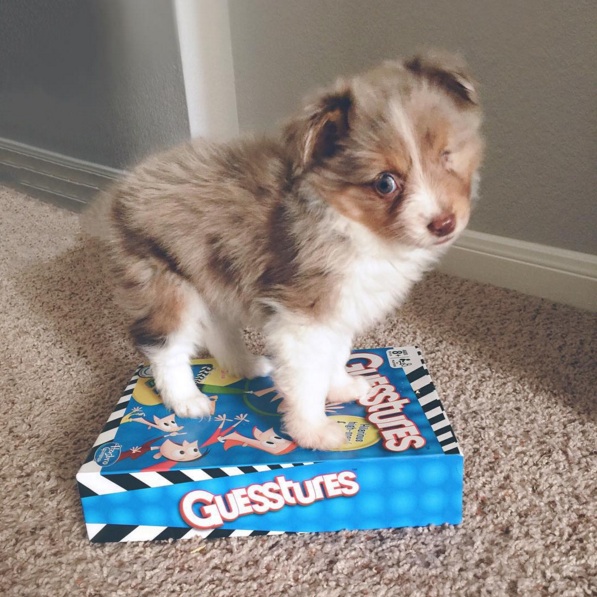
[94,442,122,467]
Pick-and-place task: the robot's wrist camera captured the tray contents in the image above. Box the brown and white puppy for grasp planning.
[97,52,484,451]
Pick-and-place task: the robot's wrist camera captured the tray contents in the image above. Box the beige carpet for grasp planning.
[0,184,595,597]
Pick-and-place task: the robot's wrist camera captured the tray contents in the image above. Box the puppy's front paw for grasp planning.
[284,415,347,451]
[327,375,370,404]
[163,389,212,419]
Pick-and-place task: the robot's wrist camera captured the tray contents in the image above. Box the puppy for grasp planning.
[98,52,484,451]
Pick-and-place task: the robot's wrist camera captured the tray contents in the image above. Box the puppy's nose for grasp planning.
[428,213,456,237]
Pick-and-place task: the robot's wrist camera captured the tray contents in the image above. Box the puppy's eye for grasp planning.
[374,173,401,197]
[441,150,452,167]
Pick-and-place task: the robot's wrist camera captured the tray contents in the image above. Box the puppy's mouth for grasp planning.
[433,235,455,246]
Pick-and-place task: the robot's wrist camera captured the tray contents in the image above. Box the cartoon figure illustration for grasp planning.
[141,439,209,472]
[121,405,145,424]
[249,384,283,401]
[132,414,250,472]
[220,427,297,455]
[199,413,249,448]
[116,437,163,462]
[241,383,284,418]
[115,437,207,470]
[129,412,185,436]
[151,439,206,462]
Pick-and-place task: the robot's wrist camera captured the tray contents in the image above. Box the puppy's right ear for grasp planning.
[283,85,353,172]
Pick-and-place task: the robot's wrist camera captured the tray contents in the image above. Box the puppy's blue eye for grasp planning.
[374,173,400,196]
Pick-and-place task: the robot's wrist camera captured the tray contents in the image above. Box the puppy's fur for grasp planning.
[96,52,484,450]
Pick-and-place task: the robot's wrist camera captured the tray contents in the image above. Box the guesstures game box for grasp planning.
[77,347,463,543]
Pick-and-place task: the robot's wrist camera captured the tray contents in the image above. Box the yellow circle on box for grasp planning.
[329,415,380,451]
[132,378,163,406]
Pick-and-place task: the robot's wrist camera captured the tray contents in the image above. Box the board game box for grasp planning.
[77,346,463,543]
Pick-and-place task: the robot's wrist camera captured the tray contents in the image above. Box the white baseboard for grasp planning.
[0,137,124,210]
[439,230,597,312]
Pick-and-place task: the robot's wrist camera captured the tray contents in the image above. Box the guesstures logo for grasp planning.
[180,472,359,530]
[347,353,426,452]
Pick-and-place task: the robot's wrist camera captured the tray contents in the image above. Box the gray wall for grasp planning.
[0,0,189,169]
[229,0,597,254]
[1,0,594,253]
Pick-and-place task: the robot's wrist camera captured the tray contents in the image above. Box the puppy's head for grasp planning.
[283,51,485,249]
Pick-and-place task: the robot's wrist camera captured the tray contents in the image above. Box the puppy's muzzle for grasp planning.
[427,213,456,238]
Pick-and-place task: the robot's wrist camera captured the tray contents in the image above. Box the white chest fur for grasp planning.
[334,248,436,335]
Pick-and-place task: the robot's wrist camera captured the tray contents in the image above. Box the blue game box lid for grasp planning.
[78,346,460,478]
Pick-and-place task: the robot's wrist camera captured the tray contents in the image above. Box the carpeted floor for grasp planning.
[0,184,595,597]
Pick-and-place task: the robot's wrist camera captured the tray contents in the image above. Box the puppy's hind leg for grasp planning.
[130,273,212,419]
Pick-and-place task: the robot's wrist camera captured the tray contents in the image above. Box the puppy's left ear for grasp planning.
[283,85,353,171]
[405,51,479,106]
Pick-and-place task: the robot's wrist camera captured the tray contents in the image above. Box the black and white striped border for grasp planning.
[86,524,293,543]
[77,462,314,498]
[401,347,462,455]
[82,369,140,466]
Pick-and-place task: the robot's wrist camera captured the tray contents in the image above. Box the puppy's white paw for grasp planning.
[284,415,347,451]
[327,375,370,404]
[163,388,212,419]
